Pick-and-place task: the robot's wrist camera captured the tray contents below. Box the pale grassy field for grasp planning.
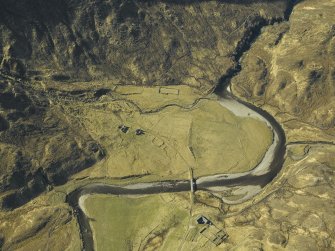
[190,100,273,176]
[0,203,82,251]
[72,85,273,180]
[84,193,190,251]
[114,85,204,111]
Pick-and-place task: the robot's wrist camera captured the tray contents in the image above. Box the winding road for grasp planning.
[66,86,286,251]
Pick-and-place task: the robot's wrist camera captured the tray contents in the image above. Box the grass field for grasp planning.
[114,85,204,111]
[190,100,273,176]
[83,193,190,251]
[72,85,273,180]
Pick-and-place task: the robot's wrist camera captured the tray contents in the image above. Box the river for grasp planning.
[66,87,286,251]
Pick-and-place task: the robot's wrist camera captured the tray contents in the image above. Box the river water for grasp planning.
[66,88,286,250]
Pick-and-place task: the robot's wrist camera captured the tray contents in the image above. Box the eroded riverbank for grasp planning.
[66,86,286,250]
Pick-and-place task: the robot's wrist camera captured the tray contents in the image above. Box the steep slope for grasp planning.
[0,77,104,209]
[0,0,290,91]
[0,0,335,250]
[231,0,335,134]
[0,0,293,209]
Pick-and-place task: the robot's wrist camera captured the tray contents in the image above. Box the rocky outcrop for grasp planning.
[0,1,334,250]
[231,0,335,130]
[0,0,291,91]
[222,144,335,250]
[0,0,294,209]
[0,79,104,209]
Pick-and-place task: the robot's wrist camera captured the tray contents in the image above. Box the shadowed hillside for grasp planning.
[0,0,290,89]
